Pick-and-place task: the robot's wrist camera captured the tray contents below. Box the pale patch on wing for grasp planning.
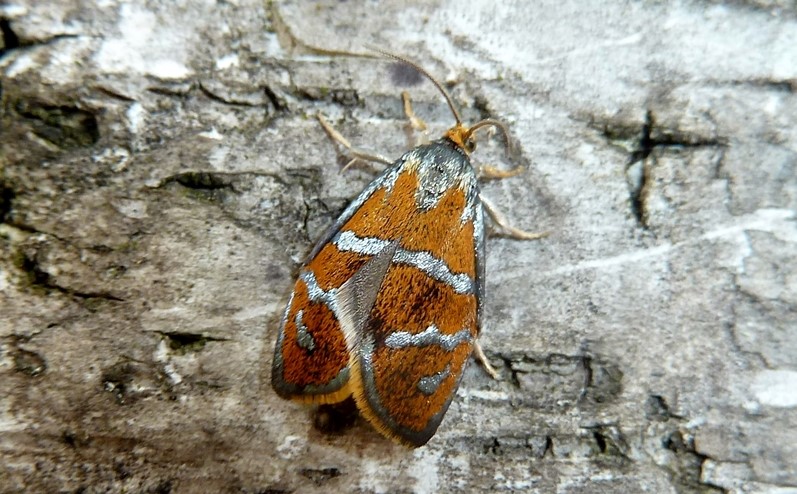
[336,240,399,351]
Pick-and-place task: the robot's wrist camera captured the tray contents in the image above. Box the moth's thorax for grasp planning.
[403,138,476,212]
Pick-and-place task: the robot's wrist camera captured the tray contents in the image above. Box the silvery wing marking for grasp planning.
[334,231,392,256]
[417,365,452,396]
[393,249,473,294]
[294,310,316,351]
[299,270,340,316]
[384,325,473,351]
[335,231,474,294]
[336,240,399,350]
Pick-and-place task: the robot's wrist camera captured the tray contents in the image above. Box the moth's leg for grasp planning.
[480,193,549,240]
[479,164,524,179]
[475,149,525,179]
[401,91,429,147]
[317,114,392,170]
[473,341,499,380]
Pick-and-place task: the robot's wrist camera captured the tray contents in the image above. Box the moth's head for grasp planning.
[444,119,511,156]
[444,124,476,154]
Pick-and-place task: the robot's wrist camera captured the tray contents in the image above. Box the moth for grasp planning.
[271,52,545,447]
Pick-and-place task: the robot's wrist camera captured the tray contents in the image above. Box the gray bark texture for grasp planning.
[1,1,796,493]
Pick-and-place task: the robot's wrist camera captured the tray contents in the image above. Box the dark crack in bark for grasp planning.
[12,99,100,149]
[156,331,229,354]
[596,109,727,230]
[14,249,124,302]
[299,467,342,486]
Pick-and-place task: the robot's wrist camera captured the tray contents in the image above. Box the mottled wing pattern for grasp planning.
[271,157,406,404]
[270,265,353,403]
[271,145,416,403]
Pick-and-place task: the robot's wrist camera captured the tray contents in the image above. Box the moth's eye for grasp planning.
[465,138,476,153]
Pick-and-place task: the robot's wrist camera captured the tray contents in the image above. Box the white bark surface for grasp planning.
[1,1,795,492]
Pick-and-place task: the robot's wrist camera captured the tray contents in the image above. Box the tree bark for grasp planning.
[1,1,795,492]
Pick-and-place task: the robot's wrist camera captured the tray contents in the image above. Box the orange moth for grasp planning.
[272,52,544,447]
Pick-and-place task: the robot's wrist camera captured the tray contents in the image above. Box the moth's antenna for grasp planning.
[468,118,513,155]
[366,47,513,156]
[368,48,463,126]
